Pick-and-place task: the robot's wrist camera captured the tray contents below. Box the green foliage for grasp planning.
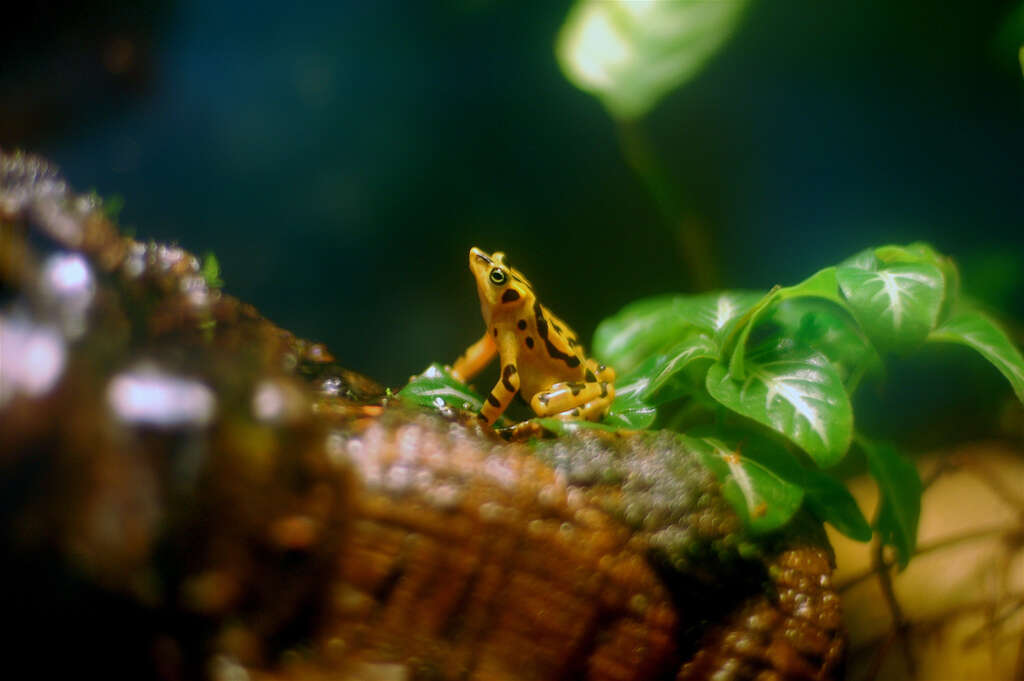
[556,0,751,119]
[589,242,1024,560]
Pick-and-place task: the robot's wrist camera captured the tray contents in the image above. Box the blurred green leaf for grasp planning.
[556,0,751,119]
[682,434,803,534]
[837,263,944,352]
[992,1,1024,75]
[594,291,760,374]
[626,331,719,405]
[859,436,921,569]
[928,307,1024,404]
[201,252,225,289]
[398,363,485,413]
[102,194,125,221]
[707,344,853,467]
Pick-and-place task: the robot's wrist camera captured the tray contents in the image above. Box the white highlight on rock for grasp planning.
[107,365,215,427]
[0,316,67,406]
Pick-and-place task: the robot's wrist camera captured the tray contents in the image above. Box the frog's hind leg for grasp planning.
[529,379,614,421]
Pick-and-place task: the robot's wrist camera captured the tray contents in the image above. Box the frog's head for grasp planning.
[468,247,533,319]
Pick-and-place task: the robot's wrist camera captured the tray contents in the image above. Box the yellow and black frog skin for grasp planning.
[452,247,616,426]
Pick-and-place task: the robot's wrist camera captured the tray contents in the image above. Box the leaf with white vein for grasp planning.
[706,345,853,467]
[681,434,804,533]
[929,307,1024,404]
[837,263,944,352]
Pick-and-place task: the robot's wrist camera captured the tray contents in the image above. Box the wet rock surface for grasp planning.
[0,151,843,681]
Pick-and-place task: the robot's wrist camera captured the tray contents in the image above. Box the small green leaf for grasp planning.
[201,252,225,289]
[928,307,1024,404]
[556,0,752,120]
[837,263,944,352]
[398,363,485,413]
[707,345,853,467]
[681,434,803,534]
[858,436,921,569]
[594,291,759,374]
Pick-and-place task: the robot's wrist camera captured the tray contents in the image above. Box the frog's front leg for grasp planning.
[451,332,497,382]
[478,358,521,426]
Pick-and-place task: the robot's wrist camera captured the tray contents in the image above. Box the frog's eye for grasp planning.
[489,268,507,285]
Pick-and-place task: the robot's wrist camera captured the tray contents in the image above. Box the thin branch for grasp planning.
[873,539,918,678]
[962,456,1024,515]
[849,590,1024,656]
[962,596,1024,647]
[615,120,718,291]
[838,525,1017,592]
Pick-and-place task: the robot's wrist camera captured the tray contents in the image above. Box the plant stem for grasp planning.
[615,119,718,291]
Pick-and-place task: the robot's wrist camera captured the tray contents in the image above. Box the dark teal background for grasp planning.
[5,0,1023,389]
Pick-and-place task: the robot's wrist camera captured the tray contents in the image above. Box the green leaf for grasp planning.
[858,436,921,569]
[602,371,658,429]
[874,242,960,321]
[398,363,485,413]
[777,266,843,305]
[630,331,720,405]
[928,308,1024,404]
[726,268,844,381]
[707,344,853,467]
[556,0,752,120]
[681,434,803,534]
[770,300,883,391]
[593,291,759,374]
[801,467,874,542]
[837,263,944,352]
[840,247,881,271]
[687,427,872,541]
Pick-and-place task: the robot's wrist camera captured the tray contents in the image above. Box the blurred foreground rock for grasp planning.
[0,151,844,681]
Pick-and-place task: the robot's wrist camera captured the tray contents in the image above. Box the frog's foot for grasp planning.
[495,420,547,442]
[586,358,616,384]
[529,380,614,421]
